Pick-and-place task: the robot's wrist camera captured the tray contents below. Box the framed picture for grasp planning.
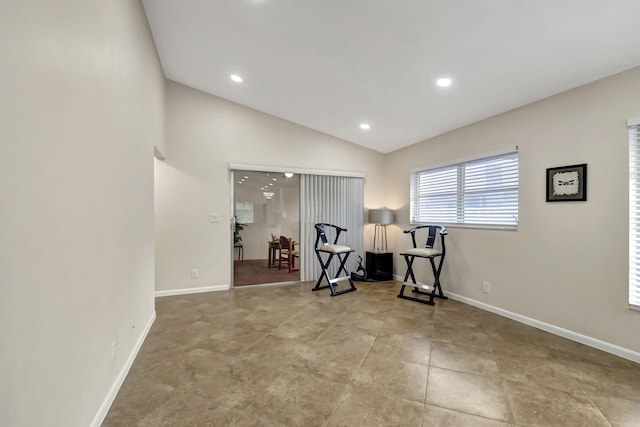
[546,163,587,202]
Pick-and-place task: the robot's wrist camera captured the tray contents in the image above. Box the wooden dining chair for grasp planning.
[278,235,299,273]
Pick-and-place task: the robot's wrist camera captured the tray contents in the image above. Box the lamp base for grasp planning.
[372,224,388,253]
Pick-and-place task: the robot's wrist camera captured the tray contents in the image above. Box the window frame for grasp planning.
[628,117,640,311]
[410,149,519,230]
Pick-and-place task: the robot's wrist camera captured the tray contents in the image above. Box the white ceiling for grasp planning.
[142,0,640,154]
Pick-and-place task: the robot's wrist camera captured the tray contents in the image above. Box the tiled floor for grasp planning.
[103,281,640,426]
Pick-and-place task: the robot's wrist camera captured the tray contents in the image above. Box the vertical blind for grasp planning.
[299,175,364,281]
[628,118,640,309]
[411,151,519,227]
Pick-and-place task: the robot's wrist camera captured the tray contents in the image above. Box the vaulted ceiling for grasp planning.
[143,0,640,153]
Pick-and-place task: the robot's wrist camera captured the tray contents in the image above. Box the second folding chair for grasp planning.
[398,224,448,305]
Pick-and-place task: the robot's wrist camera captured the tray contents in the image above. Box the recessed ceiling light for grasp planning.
[272,178,277,181]
[436,77,452,87]
[243,175,248,179]
[230,74,243,83]
[360,123,370,130]
[284,172,294,178]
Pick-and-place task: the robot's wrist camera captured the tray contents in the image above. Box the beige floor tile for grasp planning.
[386,299,436,322]
[550,341,640,370]
[292,327,376,384]
[503,379,610,427]
[493,352,582,393]
[325,390,424,427]
[194,325,267,355]
[135,387,229,427]
[433,304,486,328]
[486,332,555,359]
[564,360,640,401]
[432,323,492,349]
[333,309,387,332]
[352,352,429,402]
[241,334,310,370]
[422,404,515,427]
[430,341,500,377]
[308,325,377,364]
[590,393,640,427]
[368,332,432,366]
[291,351,361,385]
[347,297,394,314]
[426,367,513,423]
[225,409,290,427]
[381,314,434,337]
[245,370,348,427]
[269,320,330,344]
[101,376,175,426]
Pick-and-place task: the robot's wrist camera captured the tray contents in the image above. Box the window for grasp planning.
[411,151,519,228]
[628,117,640,309]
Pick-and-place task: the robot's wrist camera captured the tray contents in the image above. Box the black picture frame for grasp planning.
[546,163,587,202]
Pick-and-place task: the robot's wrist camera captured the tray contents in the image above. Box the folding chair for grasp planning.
[398,225,448,305]
[312,223,357,296]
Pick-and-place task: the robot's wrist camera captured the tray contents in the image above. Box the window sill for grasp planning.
[410,222,518,231]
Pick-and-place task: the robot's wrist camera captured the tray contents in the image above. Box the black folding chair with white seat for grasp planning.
[312,223,357,296]
[398,224,448,305]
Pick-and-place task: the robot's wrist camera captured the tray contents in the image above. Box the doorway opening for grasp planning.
[232,170,300,286]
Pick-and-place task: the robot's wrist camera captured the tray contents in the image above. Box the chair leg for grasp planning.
[429,257,448,300]
[312,251,357,296]
[397,255,435,305]
[313,251,334,291]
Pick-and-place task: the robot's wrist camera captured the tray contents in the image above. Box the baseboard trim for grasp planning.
[155,284,230,298]
[233,281,301,289]
[445,291,640,364]
[391,275,640,363]
[89,310,156,427]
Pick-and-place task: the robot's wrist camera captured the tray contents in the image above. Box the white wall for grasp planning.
[155,80,387,292]
[385,66,640,355]
[0,1,164,426]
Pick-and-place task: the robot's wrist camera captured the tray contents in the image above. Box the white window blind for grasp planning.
[411,151,519,227]
[299,174,364,281]
[628,118,640,309]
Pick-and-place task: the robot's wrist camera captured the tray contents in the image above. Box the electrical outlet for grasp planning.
[191,269,199,279]
[111,341,118,363]
[482,281,491,294]
[209,213,220,223]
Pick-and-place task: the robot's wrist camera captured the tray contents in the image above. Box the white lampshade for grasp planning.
[368,209,394,225]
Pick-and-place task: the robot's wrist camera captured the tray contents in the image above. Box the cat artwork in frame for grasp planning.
[546,163,587,202]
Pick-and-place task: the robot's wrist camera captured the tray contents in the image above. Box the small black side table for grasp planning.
[365,251,393,281]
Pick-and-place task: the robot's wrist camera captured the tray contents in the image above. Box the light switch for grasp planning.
[209,213,220,223]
